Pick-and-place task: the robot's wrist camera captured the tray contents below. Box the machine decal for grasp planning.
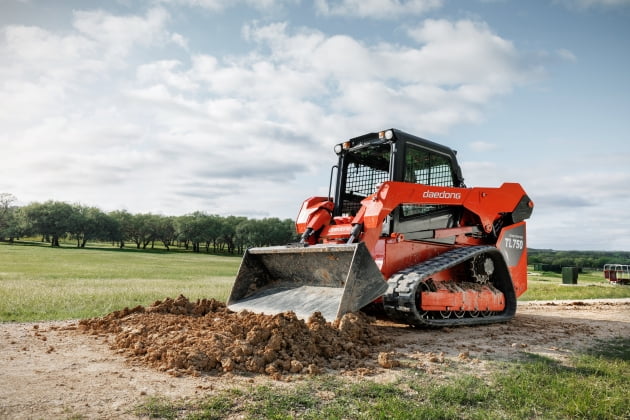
[498,223,526,267]
[422,190,462,200]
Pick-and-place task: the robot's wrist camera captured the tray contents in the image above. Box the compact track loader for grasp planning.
[228,129,534,326]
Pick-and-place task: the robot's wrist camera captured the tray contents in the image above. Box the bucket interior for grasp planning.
[227,243,387,321]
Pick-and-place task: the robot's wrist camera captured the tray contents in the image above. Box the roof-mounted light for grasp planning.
[379,130,394,140]
[334,142,352,154]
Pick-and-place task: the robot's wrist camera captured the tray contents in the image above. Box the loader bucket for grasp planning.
[227,242,388,321]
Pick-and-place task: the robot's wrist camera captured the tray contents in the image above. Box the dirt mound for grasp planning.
[78,295,387,378]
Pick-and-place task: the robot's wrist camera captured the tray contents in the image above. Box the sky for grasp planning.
[1,0,629,251]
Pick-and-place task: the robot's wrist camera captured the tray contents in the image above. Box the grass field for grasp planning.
[522,270,630,301]
[2,241,630,321]
[0,241,240,321]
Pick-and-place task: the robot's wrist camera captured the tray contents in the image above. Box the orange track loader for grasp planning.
[228,129,533,326]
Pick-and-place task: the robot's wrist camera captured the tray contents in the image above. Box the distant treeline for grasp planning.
[528,249,630,271]
[0,193,297,253]
[2,193,628,265]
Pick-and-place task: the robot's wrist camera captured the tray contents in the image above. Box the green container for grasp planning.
[562,267,579,284]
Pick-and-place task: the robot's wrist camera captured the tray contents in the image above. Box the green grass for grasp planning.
[521,270,630,301]
[134,397,181,419]
[0,242,240,321]
[134,337,630,420]
[3,242,630,321]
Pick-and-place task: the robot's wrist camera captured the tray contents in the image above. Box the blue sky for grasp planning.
[1,0,629,250]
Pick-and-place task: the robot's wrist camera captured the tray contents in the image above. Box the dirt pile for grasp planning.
[78,295,388,378]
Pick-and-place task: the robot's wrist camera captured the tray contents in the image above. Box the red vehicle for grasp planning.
[604,264,630,285]
[228,129,534,327]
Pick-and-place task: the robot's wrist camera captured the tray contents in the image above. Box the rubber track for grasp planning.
[383,245,517,327]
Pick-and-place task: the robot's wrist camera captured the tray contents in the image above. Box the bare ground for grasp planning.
[1,298,628,420]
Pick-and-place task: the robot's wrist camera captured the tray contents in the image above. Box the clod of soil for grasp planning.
[377,352,400,368]
[78,295,387,378]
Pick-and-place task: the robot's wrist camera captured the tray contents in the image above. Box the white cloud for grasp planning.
[72,7,170,62]
[315,0,443,18]
[0,7,173,95]
[2,24,102,81]
[557,48,577,62]
[237,20,538,132]
[470,141,498,152]
[136,60,199,91]
[171,32,189,50]
[3,25,90,63]
[0,6,544,221]
[405,19,528,88]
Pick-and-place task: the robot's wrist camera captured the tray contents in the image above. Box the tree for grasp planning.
[109,210,133,248]
[185,212,210,253]
[0,195,299,253]
[235,218,297,249]
[22,201,74,246]
[154,215,176,250]
[67,205,113,248]
[128,213,158,249]
[4,207,29,242]
[265,218,297,245]
[175,214,195,250]
[222,215,247,254]
[235,219,262,248]
[174,212,225,253]
[0,193,18,242]
[201,214,223,253]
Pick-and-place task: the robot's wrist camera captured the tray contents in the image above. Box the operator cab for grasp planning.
[333,129,465,242]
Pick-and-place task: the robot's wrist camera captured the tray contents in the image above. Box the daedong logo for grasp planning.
[422,190,462,200]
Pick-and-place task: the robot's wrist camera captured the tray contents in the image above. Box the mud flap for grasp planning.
[227,242,388,321]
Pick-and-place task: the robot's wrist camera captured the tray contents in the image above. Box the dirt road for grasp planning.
[1,298,628,419]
